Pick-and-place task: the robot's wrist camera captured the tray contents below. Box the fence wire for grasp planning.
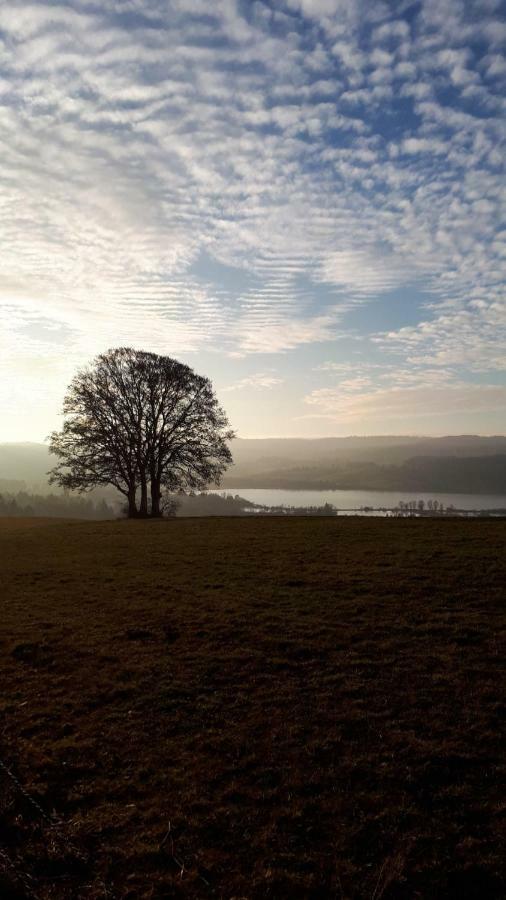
[0,753,88,898]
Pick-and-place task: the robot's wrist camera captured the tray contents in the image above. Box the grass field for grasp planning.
[1,516,505,899]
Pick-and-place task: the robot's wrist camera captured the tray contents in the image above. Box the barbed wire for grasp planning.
[0,753,89,898]
[0,756,62,827]
[0,844,42,900]
[0,753,210,895]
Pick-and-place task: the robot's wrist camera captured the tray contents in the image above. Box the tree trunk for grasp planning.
[150,476,162,517]
[127,487,138,518]
[139,476,148,517]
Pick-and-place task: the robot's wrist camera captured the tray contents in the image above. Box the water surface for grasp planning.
[214,488,506,513]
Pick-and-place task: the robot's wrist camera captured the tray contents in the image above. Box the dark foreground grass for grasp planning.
[0,516,505,899]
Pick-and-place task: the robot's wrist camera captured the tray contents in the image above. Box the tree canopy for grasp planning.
[49,348,234,517]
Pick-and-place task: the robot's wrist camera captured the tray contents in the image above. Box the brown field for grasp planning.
[1,516,505,899]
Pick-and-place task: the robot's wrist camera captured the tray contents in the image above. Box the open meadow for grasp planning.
[1,516,505,899]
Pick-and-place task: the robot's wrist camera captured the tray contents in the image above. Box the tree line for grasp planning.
[49,348,234,518]
[0,491,116,519]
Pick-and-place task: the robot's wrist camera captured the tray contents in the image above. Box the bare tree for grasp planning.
[48,348,234,517]
[139,352,234,516]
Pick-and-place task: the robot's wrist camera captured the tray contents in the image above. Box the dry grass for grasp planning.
[0,515,505,898]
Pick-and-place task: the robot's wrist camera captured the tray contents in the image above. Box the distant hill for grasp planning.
[226,435,506,478]
[223,455,506,494]
[223,435,506,492]
[2,437,506,495]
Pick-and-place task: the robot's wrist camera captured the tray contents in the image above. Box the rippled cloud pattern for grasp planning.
[1,0,505,437]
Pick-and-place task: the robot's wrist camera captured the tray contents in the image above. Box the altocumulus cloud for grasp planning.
[0,0,504,435]
[222,372,284,392]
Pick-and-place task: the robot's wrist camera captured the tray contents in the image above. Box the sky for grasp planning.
[0,0,505,441]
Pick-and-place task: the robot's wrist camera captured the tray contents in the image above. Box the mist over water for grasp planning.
[214,489,506,513]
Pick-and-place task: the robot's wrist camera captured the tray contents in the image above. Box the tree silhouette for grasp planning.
[48,348,234,517]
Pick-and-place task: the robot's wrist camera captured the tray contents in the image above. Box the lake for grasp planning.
[213,488,506,513]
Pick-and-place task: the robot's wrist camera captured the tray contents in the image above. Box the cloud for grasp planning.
[304,366,506,423]
[401,137,448,154]
[373,20,411,42]
[375,302,506,371]
[319,250,416,294]
[0,0,504,437]
[222,372,284,391]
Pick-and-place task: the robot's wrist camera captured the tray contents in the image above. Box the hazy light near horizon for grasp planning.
[0,0,505,441]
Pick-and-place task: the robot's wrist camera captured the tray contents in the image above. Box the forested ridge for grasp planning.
[224,455,506,493]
